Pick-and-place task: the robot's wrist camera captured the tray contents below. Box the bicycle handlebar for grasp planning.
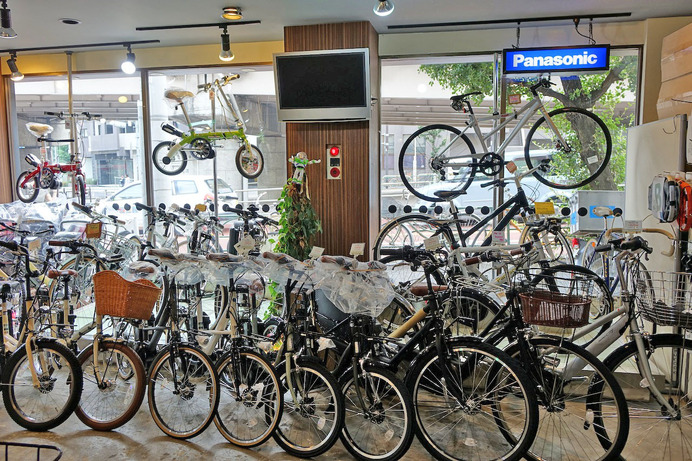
[44,111,101,120]
[595,236,653,255]
[135,202,154,213]
[0,240,19,252]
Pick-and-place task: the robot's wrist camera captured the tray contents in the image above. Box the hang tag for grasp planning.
[85,222,103,239]
[194,204,207,212]
[28,238,41,253]
[424,236,442,251]
[384,429,395,442]
[506,161,517,174]
[587,155,600,165]
[508,94,522,105]
[317,417,326,431]
[496,290,508,304]
[492,231,506,244]
[309,246,325,259]
[624,220,642,233]
[317,337,336,352]
[534,202,555,216]
[350,243,365,257]
[234,236,255,255]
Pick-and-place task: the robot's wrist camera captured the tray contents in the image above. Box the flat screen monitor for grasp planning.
[273,48,371,122]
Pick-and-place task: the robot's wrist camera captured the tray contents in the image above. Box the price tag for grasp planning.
[492,231,506,244]
[85,222,103,239]
[506,161,517,174]
[234,236,255,255]
[194,204,207,212]
[28,238,41,253]
[308,246,324,259]
[349,243,365,257]
[508,94,522,105]
[424,236,441,251]
[496,290,508,304]
[534,202,556,216]
[623,220,643,233]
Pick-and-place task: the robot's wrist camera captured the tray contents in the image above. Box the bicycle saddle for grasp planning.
[206,253,244,264]
[593,206,614,217]
[450,91,483,102]
[26,122,53,138]
[128,261,157,274]
[46,269,79,279]
[434,190,465,199]
[409,284,448,296]
[164,89,194,103]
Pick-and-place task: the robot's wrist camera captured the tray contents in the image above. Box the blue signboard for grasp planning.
[503,45,610,74]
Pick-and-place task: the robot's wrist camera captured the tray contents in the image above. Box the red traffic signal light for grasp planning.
[329,146,340,156]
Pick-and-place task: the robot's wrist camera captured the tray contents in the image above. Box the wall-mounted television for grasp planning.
[273,48,371,122]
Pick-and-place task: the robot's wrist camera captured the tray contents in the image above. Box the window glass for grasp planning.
[173,180,198,195]
[12,73,145,235]
[114,183,142,200]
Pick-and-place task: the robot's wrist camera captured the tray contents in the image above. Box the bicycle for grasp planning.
[15,112,100,205]
[386,247,629,461]
[222,203,279,255]
[0,239,83,431]
[152,74,264,179]
[399,78,612,202]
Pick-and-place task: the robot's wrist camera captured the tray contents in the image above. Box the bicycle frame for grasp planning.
[439,93,566,163]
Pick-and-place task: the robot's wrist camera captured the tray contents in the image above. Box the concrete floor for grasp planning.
[0,402,435,461]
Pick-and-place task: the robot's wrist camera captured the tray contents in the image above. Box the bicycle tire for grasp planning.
[339,366,414,461]
[214,349,283,448]
[532,264,613,347]
[236,143,264,179]
[601,333,692,461]
[147,344,220,439]
[2,340,84,431]
[15,171,39,203]
[75,175,86,206]
[525,107,612,190]
[398,124,477,202]
[152,141,188,176]
[75,340,146,430]
[373,214,455,259]
[273,360,345,458]
[519,223,575,265]
[504,337,629,461]
[407,338,538,461]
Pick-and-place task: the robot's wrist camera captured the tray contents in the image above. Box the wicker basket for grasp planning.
[519,289,591,328]
[93,270,161,320]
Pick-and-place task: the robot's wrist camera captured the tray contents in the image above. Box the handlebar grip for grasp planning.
[0,240,19,251]
[594,244,612,253]
[48,240,75,248]
[135,202,153,213]
[266,218,279,226]
[44,111,62,117]
[620,236,653,254]
[378,248,405,257]
[72,202,92,215]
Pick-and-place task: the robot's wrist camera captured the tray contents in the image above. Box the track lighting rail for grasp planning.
[136,20,260,32]
[0,39,160,55]
[387,12,632,30]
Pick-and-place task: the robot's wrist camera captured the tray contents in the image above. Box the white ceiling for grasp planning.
[3,0,692,53]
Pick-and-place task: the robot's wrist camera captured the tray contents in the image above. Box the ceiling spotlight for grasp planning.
[219,28,234,62]
[221,7,242,20]
[0,0,16,38]
[373,0,394,16]
[7,53,22,81]
[121,44,136,74]
[60,18,81,25]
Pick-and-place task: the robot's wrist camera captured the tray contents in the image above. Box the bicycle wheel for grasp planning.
[152,141,188,176]
[214,349,282,447]
[273,360,345,458]
[15,171,39,203]
[2,340,84,431]
[374,214,454,259]
[75,175,86,206]
[519,224,574,266]
[532,264,613,347]
[525,107,612,190]
[75,340,146,430]
[602,334,692,461]
[48,256,98,311]
[398,124,478,202]
[147,344,219,439]
[506,337,628,461]
[340,367,414,461]
[407,338,538,461]
[236,143,264,179]
[441,287,502,337]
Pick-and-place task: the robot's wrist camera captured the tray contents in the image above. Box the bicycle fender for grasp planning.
[166,142,184,158]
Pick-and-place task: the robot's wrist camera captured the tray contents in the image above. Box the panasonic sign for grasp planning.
[503,45,610,74]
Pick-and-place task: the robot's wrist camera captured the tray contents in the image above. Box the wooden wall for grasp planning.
[0,78,12,203]
[284,21,379,256]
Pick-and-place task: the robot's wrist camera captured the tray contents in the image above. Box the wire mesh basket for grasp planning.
[517,270,597,328]
[0,441,62,460]
[635,270,692,328]
[93,270,161,320]
[91,224,140,265]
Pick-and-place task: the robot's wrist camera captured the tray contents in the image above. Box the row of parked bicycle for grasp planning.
[0,195,690,461]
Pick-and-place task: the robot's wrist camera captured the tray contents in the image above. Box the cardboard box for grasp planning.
[661,49,692,82]
[657,72,692,119]
[661,22,692,60]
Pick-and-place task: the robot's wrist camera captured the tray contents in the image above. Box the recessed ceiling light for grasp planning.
[221,7,242,20]
[60,18,81,25]
[118,95,128,103]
